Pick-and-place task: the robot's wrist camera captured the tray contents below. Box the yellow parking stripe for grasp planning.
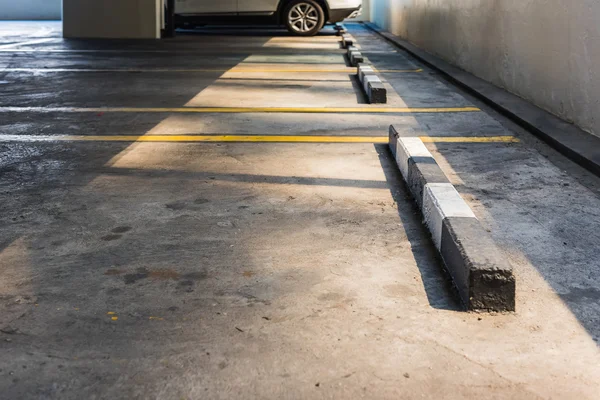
[421,136,520,143]
[0,106,480,114]
[1,67,423,74]
[57,135,390,143]
[0,135,519,143]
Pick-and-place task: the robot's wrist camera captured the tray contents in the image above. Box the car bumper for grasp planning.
[328,5,362,23]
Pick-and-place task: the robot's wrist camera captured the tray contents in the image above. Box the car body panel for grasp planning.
[238,0,279,14]
[327,0,362,10]
[175,0,238,15]
[176,0,362,15]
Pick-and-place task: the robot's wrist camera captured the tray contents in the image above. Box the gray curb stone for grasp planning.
[341,34,354,49]
[357,63,387,104]
[335,23,347,36]
[347,46,364,66]
[389,125,516,312]
[441,217,517,311]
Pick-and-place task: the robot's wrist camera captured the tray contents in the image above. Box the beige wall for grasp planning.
[370,0,600,136]
[63,0,161,39]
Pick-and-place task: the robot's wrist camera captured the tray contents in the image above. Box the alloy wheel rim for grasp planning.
[288,3,319,33]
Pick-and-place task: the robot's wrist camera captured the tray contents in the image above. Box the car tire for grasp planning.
[283,0,325,36]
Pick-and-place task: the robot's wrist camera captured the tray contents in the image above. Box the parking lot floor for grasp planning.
[1,21,600,399]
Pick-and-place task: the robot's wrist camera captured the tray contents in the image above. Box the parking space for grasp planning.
[1,22,600,399]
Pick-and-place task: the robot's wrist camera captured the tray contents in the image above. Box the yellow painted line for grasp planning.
[0,135,519,144]
[0,106,480,114]
[227,68,420,73]
[215,68,359,73]
[421,136,520,143]
[2,67,423,74]
[55,135,390,143]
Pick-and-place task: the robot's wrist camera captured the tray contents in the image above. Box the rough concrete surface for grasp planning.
[369,0,600,138]
[1,22,600,399]
[440,216,516,312]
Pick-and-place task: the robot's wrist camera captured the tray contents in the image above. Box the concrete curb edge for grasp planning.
[389,125,516,312]
[334,23,347,36]
[341,33,354,49]
[346,45,364,66]
[357,63,387,104]
[364,22,600,177]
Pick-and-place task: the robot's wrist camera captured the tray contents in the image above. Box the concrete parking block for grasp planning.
[335,23,347,36]
[347,46,364,66]
[341,34,354,48]
[389,125,516,311]
[357,63,387,104]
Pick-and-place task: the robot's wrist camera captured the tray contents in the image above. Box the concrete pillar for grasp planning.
[63,0,161,39]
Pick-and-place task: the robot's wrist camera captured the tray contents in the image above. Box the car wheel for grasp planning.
[283,0,325,36]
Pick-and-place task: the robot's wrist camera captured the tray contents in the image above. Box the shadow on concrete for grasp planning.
[374,143,460,311]
[96,167,389,189]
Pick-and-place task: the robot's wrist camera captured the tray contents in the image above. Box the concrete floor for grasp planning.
[1,21,600,399]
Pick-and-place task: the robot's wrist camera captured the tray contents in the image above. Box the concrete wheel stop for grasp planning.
[347,45,364,66]
[388,125,516,312]
[344,33,386,103]
[341,34,354,49]
[357,63,387,104]
[334,23,347,36]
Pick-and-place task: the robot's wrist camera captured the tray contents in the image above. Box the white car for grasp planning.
[175,0,362,36]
